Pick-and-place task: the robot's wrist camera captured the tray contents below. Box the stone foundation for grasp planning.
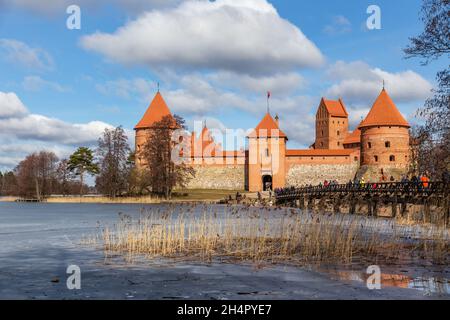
[186,165,246,190]
[286,164,359,187]
[356,165,409,182]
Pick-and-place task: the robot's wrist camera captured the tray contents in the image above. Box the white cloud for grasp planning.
[0,91,115,170]
[325,61,433,103]
[323,15,352,35]
[0,38,54,70]
[206,71,306,95]
[96,78,156,101]
[22,76,70,92]
[80,0,324,75]
[0,92,28,118]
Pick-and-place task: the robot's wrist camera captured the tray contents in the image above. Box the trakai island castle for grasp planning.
[135,88,411,192]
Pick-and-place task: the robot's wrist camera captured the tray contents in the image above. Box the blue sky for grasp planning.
[0,0,445,170]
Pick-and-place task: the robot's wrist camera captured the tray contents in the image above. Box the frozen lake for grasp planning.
[0,202,448,300]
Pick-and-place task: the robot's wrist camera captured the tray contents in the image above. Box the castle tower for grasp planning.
[359,88,410,179]
[248,113,287,192]
[134,91,174,169]
[314,98,349,149]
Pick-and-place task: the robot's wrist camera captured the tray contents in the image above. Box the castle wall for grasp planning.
[186,164,246,190]
[286,163,359,187]
[360,126,410,167]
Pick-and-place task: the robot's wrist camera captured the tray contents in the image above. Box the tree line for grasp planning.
[405,0,449,177]
[0,115,195,199]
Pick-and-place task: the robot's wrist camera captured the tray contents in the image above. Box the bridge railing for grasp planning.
[275,181,449,201]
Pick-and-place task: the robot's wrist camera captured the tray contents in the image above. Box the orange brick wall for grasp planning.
[360,126,410,167]
[315,103,349,149]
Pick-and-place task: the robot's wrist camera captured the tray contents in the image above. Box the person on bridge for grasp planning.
[360,177,366,187]
[421,174,430,188]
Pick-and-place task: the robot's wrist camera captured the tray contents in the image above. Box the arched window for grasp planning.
[374,156,378,162]
[337,130,340,136]
[368,142,372,149]
[390,155,395,162]
[385,141,391,148]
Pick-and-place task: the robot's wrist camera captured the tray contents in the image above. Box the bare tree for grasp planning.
[142,115,195,199]
[404,0,449,177]
[15,151,59,199]
[95,126,131,198]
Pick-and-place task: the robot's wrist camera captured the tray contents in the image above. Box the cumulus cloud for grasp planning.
[325,61,433,103]
[96,78,156,101]
[0,91,114,170]
[80,0,324,75]
[0,92,28,118]
[206,71,306,95]
[0,38,54,70]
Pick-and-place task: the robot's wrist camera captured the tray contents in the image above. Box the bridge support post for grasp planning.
[299,197,305,210]
[400,200,407,218]
[423,199,431,224]
[392,196,398,218]
[350,197,356,215]
[367,200,373,216]
[333,197,341,214]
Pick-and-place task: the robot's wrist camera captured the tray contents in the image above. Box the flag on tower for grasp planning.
[267,91,271,99]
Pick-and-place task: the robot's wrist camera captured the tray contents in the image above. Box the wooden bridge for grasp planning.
[275,182,449,224]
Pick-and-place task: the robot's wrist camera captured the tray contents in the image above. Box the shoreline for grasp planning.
[0,196,227,205]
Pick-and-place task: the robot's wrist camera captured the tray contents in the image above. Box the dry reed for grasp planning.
[92,205,449,266]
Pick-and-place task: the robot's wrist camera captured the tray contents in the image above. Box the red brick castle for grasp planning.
[135,88,410,192]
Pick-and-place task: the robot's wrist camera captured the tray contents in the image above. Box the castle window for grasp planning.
[385,141,391,148]
[390,155,396,162]
[337,142,340,146]
[354,156,358,161]
[374,156,378,162]
[368,142,372,149]
[337,130,340,136]
[265,148,269,157]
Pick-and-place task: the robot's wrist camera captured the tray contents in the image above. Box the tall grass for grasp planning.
[95,205,449,266]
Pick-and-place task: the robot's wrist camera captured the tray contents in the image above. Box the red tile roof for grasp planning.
[286,149,354,157]
[343,123,362,145]
[135,92,174,129]
[322,98,348,118]
[248,113,287,138]
[359,89,410,129]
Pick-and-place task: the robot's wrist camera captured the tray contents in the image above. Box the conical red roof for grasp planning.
[135,92,174,129]
[359,89,410,129]
[248,113,287,138]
